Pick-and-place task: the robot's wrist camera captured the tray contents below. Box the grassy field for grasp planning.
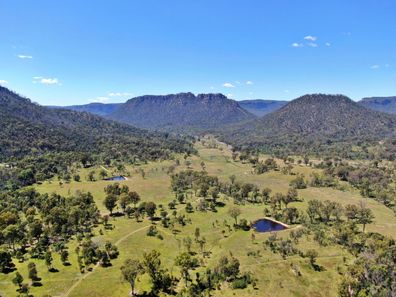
[1,138,395,297]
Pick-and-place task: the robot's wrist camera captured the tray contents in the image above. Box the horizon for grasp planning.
[1,0,395,105]
[2,84,389,106]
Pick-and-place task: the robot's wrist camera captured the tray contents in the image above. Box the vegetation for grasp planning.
[1,87,396,297]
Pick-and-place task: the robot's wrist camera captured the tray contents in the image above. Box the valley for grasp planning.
[1,137,395,297]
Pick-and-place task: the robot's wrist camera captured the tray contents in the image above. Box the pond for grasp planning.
[252,218,288,233]
[105,176,127,181]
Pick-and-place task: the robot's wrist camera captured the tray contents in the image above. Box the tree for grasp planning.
[183,236,193,254]
[228,207,242,225]
[290,174,307,189]
[60,250,69,265]
[175,252,198,287]
[44,251,53,271]
[0,249,14,273]
[286,188,298,204]
[12,271,23,290]
[145,202,157,221]
[261,187,272,204]
[306,249,318,269]
[29,219,43,240]
[119,193,131,214]
[128,191,141,208]
[87,171,96,181]
[103,194,118,215]
[307,200,323,223]
[345,204,359,221]
[142,250,168,293]
[194,228,200,242]
[27,262,38,282]
[121,259,144,296]
[216,255,240,281]
[99,169,108,180]
[73,174,81,182]
[356,204,374,232]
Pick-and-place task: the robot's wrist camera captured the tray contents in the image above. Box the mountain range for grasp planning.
[0,86,193,162]
[4,86,396,160]
[55,102,122,116]
[357,96,396,114]
[238,99,287,116]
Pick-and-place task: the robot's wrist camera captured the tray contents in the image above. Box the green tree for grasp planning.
[60,250,69,265]
[121,259,144,296]
[119,193,131,214]
[0,249,14,273]
[357,204,374,232]
[27,262,38,282]
[44,251,53,271]
[306,249,318,269]
[145,202,157,221]
[128,191,141,208]
[12,271,23,290]
[103,194,118,215]
[175,252,198,287]
[228,206,242,225]
[99,169,108,180]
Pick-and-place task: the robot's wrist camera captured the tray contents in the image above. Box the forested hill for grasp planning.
[217,94,396,156]
[358,96,396,114]
[106,92,256,132]
[238,99,287,116]
[0,86,194,163]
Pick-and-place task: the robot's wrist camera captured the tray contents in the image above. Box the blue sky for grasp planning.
[0,0,395,105]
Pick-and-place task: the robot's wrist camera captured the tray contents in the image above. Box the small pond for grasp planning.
[252,218,288,233]
[105,176,127,181]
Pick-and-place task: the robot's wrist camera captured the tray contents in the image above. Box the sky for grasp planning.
[0,0,395,105]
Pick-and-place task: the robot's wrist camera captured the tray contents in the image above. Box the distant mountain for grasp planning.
[238,99,287,116]
[53,102,122,116]
[107,92,256,132]
[217,94,396,155]
[0,86,194,162]
[358,96,396,114]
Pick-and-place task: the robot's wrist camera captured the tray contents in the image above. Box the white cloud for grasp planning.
[210,86,215,90]
[222,82,235,88]
[246,80,253,85]
[385,64,390,68]
[284,90,290,93]
[307,42,318,48]
[108,92,132,97]
[304,35,317,41]
[325,42,331,46]
[0,80,8,84]
[226,93,234,98]
[248,91,253,95]
[18,54,33,59]
[235,81,241,85]
[33,76,61,85]
[292,42,304,48]
[90,96,109,103]
[371,65,380,69]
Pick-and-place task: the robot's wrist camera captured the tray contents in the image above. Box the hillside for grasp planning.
[0,86,194,162]
[218,94,396,156]
[358,96,396,114]
[238,99,287,116]
[107,92,256,132]
[53,102,122,116]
